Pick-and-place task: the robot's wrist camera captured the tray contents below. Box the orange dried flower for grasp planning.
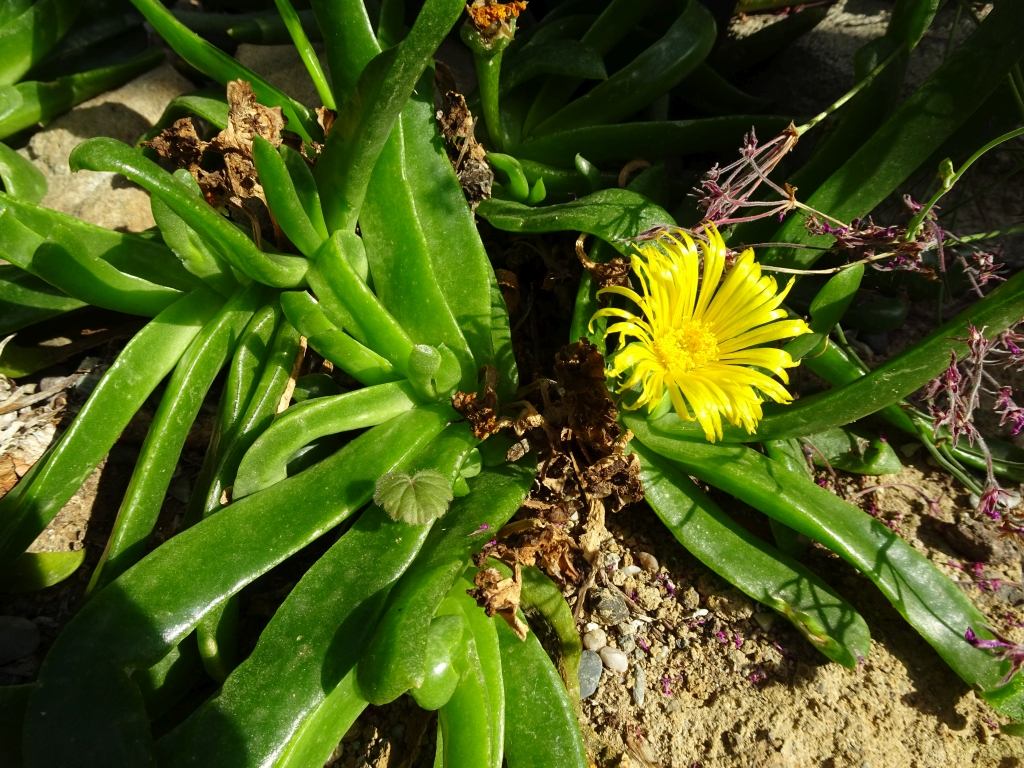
[466,0,527,32]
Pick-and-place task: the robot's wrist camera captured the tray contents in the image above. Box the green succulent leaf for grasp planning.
[373,469,454,525]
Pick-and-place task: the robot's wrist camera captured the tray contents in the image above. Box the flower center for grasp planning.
[653,319,719,375]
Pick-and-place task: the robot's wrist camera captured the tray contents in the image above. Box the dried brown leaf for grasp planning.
[316,106,336,137]
[452,390,502,440]
[581,451,643,513]
[141,117,206,174]
[433,70,492,208]
[0,454,20,496]
[495,268,520,314]
[576,234,632,292]
[469,564,528,640]
[554,339,621,455]
[211,80,286,154]
[487,519,585,587]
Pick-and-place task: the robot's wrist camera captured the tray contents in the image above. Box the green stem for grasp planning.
[273,0,335,109]
[906,125,1024,239]
[462,22,515,151]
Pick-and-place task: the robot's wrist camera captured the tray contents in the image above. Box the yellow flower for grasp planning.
[591,224,810,442]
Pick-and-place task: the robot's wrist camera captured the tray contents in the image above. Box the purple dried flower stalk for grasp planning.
[965,625,1024,685]
[694,125,800,227]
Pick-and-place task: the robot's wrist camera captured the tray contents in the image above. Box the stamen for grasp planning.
[653,320,719,375]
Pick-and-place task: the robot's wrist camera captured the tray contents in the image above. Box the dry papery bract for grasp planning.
[456,341,644,620]
[434,63,493,209]
[143,79,289,241]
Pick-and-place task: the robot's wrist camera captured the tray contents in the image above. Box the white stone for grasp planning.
[599,646,629,673]
[622,565,642,576]
[583,628,607,651]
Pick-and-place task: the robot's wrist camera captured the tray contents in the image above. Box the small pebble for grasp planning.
[753,611,775,632]
[599,646,629,673]
[632,667,646,707]
[583,628,608,651]
[585,621,599,632]
[0,616,40,665]
[578,650,603,698]
[619,633,636,654]
[622,565,642,576]
[636,552,659,572]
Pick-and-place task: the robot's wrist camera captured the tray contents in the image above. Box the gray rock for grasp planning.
[23,64,193,233]
[997,585,1024,607]
[590,588,629,625]
[632,667,646,707]
[599,646,629,673]
[234,44,329,109]
[0,616,40,665]
[578,650,603,699]
[753,611,776,632]
[583,628,607,651]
